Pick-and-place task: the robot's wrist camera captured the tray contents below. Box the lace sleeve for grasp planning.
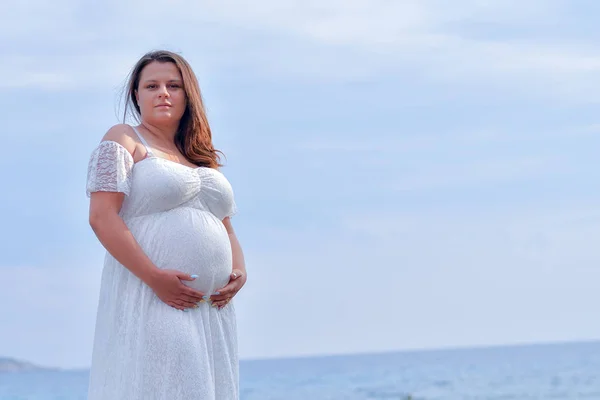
[86,141,134,198]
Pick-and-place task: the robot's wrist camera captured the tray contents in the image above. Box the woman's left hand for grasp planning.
[210,269,246,309]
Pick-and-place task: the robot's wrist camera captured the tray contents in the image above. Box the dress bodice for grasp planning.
[86,137,237,221]
[121,156,236,220]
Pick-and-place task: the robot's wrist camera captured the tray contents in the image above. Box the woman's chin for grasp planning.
[146,113,181,125]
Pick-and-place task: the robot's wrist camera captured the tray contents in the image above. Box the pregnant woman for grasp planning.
[85,50,247,400]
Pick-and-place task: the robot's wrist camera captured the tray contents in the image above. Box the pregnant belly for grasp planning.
[129,208,232,295]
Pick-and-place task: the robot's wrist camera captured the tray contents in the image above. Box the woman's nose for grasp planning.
[158,86,170,97]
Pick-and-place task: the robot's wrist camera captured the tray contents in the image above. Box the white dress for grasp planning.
[85,126,239,400]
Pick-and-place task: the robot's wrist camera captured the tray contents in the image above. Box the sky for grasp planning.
[1,0,600,370]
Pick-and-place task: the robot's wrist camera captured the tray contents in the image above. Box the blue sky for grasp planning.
[2,0,600,369]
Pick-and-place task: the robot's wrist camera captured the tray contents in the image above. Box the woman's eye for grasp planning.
[145,83,180,89]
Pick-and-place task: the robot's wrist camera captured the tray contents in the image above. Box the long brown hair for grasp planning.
[122,50,223,168]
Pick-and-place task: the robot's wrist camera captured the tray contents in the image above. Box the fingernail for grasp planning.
[214,291,220,295]
[191,274,198,279]
[202,295,210,300]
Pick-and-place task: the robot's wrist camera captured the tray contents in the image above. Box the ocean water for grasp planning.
[1,341,600,400]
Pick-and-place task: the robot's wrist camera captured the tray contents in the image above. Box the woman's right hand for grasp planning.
[147,269,205,310]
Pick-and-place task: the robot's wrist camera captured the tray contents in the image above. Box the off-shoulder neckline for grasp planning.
[98,140,221,173]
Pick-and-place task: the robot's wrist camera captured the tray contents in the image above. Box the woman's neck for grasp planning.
[140,121,179,142]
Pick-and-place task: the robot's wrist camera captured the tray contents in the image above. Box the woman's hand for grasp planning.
[210,269,246,309]
[148,269,205,310]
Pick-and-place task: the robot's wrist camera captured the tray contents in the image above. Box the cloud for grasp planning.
[287,121,591,194]
[170,0,563,47]
[393,155,558,192]
[4,0,600,101]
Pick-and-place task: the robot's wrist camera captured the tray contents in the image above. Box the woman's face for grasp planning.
[135,61,187,126]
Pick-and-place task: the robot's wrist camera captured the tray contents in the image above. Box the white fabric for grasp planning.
[86,141,134,197]
[86,139,239,400]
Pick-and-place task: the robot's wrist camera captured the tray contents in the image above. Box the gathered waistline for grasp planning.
[122,206,217,222]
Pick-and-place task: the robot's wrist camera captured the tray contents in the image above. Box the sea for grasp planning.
[1,341,600,400]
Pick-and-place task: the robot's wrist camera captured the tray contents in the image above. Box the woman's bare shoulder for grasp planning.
[99,124,138,154]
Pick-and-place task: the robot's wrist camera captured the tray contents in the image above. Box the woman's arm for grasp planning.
[89,192,161,285]
[224,217,247,280]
